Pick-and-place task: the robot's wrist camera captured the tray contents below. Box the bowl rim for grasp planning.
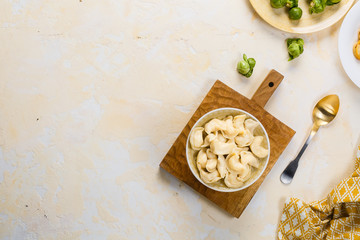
[186,107,270,193]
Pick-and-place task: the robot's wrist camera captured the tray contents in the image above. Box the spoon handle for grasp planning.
[280,124,320,184]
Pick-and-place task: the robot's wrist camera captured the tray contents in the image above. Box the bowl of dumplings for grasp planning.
[186,108,270,192]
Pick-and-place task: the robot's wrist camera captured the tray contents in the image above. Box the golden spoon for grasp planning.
[280,94,340,184]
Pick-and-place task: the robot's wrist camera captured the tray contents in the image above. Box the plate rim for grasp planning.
[338,0,360,87]
[249,0,355,34]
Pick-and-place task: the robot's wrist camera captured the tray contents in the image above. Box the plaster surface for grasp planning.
[1,0,360,239]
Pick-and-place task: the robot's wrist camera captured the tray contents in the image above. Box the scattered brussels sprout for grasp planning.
[326,0,341,5]
[247,58,256,69]
[286,0,298,8]
[289,7,303,20]
[270,0,287,8]
[309,0,327,14]
[237,61,250,75]
[287,38,304,61]
[237,54,256,78]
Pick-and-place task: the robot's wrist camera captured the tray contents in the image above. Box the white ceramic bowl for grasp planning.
[186,108,270,192]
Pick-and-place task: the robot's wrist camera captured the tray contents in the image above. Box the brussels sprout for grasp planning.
[326,0,341,5]
[309,0,327,14]
[270,0,286,8]
[248,58,256,69]
[237,61,250,75]
[286,0,298,8]
[289,7,302,20]
[237,54,256,78]
[287,38,304,61]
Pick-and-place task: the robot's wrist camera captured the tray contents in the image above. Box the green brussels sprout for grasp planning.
[248,58,256,69]
[237,61,250,75]
[287,38,304,61]
[309,0,327,14]
[270,0,287,8]
[237,54,256,78]
[326,0,341,5]
[245,69,255,78]
[286,0,298,8]
[289,7,303,20]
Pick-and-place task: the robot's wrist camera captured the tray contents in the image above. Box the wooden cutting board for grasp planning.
[160,70,295,218]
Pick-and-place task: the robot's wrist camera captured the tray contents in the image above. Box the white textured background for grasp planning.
[1,0,360,239]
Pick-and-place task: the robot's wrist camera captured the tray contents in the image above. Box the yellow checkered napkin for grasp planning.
[278,145,360,240]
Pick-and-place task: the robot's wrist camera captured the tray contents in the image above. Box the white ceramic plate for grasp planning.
[338,1,360,87]
[249,0,355,33]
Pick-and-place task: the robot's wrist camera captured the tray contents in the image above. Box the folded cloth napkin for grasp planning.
[278,145,360,240]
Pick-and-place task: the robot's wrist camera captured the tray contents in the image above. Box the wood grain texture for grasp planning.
[251,69,284,108]
[160,76,296,218]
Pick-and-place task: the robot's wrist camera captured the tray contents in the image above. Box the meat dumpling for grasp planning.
[204,119,226,134]
[210,139,236,155]
[224,172,244,188]
[196,149,207,170]
[200,169,221,183]
[233,115,246,134]
[244,119,260,135]
[240,151,260,168]
[235,129,254,147]
[190,127,204,150]
[201,132,217,147]
[250,136,269,159]
[221,116,240,139]
[226,153,244,172]
[217,155,227,178]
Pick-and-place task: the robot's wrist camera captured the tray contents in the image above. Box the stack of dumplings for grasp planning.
[189,114,269,189]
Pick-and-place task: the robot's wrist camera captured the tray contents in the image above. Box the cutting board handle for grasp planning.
[251,69,284,108]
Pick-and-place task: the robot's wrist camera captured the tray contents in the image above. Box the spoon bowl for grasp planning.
[312,95,340,126]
